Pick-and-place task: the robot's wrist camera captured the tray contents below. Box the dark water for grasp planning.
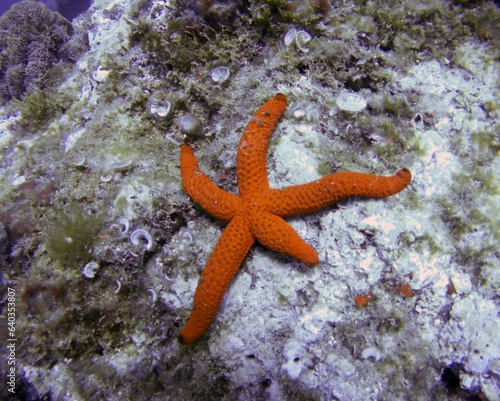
[0,0,91,20]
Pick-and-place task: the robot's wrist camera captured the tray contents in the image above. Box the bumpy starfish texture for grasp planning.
[178,93,411,344]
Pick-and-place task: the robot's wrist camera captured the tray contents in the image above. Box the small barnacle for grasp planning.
[336,92,367,113]
[305,104,321,121]
[211,66,230,83]
[284,29,311,52]
[100,175,112,183]
[147,90,174,119]
[92,65,110,82]
[284,28,297,46]
[82,261,99,278]
[177,115,202,138]
[182,231,193,243]
[119,218,130,234]
[295,30,311,53]
[110,218,129,236]
[130,228,154,251]
[149,101,172,119]
[290,99,306,118]
[293,109,306,119]
[72,156,86,168]
[290,100,307,119]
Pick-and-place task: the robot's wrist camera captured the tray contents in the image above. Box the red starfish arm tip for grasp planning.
[236,93,287,196]
[249,209,319,267]
[268,169,412,217]
[178,214,254,344]
[180,144,241,222]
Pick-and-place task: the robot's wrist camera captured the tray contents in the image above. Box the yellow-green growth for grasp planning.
[14,88,74,131]
[45,207,102,268]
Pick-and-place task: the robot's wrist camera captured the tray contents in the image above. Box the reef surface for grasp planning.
[0,0,499,400]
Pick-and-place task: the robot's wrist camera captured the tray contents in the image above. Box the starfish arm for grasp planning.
[178,214,255,344]
[267,169,412,217]
[180,144,241,222]
[249,209,319,267]
[236,93,287,196]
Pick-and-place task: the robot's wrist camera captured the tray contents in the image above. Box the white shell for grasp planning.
[284,28,297,46]
[150,101,171,118]
[211,66,230,83]
[336,92,367,112]
[130,229,155,251]
[92,65,110,82]
[83,262,99,279]
[306,106,321,120]
[295,30,311,52]
[293,109,306,118]
[177,115,201,135]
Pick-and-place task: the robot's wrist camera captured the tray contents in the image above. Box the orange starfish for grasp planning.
[178,93,411,343]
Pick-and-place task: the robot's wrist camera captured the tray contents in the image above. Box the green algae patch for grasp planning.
[13,88,75,132]
[45,207,102,268]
